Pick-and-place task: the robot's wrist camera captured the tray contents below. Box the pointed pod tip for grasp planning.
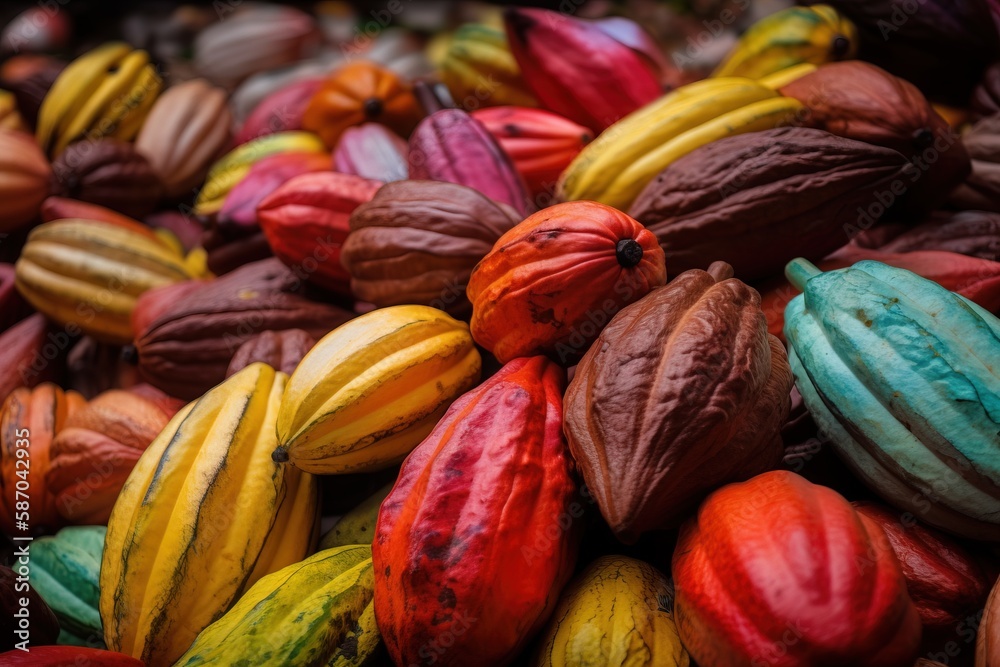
[616,238,643,268]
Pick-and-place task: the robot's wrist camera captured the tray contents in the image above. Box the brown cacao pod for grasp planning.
[0,128,50,232]
[973,63,1000,121]
[855,210,1000,261]
[951,114,1000,213]
[629,127,912,282]
[563,262,793,542]
[342,180,521,316]
[0,565,60,649]
[0,314,68,407]
[135,78,232,200]
[133,258,353,399]
[225,329,315,377]
[46,389,170,525]
[49,139,164,218]
[373,356,579,666]
[804,0,999,106]
[0,383,85,536]
[201,227,274,276]
[780,61,970,213]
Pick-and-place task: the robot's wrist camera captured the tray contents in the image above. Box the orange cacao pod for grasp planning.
[0,129,49,232]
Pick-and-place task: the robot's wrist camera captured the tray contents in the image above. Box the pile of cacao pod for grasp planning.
[1,0,999,665]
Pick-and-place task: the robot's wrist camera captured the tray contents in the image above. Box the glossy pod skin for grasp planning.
[673,470,922,667]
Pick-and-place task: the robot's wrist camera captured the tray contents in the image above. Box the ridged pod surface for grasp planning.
[0,129,50,232]
[100,364,318,667]
[333,123,409,183]
[374,356,578,666]
[275,305,481,474]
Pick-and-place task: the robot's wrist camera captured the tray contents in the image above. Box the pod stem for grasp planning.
[785,258,822,291]
[413,81,456,115]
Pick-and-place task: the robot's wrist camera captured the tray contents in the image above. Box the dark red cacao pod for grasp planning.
[951,115,1000,213]
[0,565,60,650]
[972,63,1000,121]
[133,258,353,399]
[0,646,144,666]
[854,210,1000,261]
[0,314,67,406]
[629,127,912,281]
[374,356,579,667]
[0,262,31,333]
[341,180,520,317]
[225,328,315,377]
[563,262,792,542]
[48,139,164,219]
[408,108,532,215]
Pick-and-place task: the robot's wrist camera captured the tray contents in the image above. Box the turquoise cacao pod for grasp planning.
[783,258,1000,541]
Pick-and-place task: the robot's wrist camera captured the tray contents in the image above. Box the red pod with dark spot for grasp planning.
[373,356,579,667]
[564,262,792,542]
[467,201,666,364]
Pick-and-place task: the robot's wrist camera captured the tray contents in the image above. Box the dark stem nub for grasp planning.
[363,97,383,119]
[913,127,935,150]
[271,447,289,463]
[616,239,643,268]
[120,345,138,365]
[831,36,850,59]
[412,81,455,115]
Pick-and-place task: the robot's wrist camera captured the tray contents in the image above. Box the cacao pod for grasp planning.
[49,139,164,219]
[319,481,393,550]
[0,90,25,132]
[15,218,193,344]
[1,55,64,131]
[235,77,323,145]
[341,179,520,316]
[408,108,532,215]
[0,262,31,333]
[134,78,232,200]
[275,305,481,474]
[0,646,142,666]
[201,227,274,276]
[217,151,330,233]
[225,329,315,377]
[858,209,1000,261]
[952,114,1000,213]
[440,23,537,109]
[302,60,423,148]
[760,246,1000,340]
[973,63,1000,121]
[46,389,171,524]
[467,201,666,364]
[0,314,66,406]
[374,356,578,667]
[0,383,85,536]
[535,555,689,666]
[853,502,991,639]
[101,364,318,667]
[193,5,320,89]
[0,565,60,649]
[40,196,142,229]
[674,470,921,666]
[804,0,999,106]
[133,258,354,400]
[784,258,1000,540]
[333,122,409,183]
[257,171,382,294]
[979,578,1000,667]
[564,262,792,541]
[629,127,912,281]
[781,61,970,213]
[472,106,592,199]
[0,129,49,232]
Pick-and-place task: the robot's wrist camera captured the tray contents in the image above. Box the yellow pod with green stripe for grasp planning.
[274,305,481,474]
[100,364,319,667]
[440,23,537,108]
[713,5,857,80]
[175,544,382,667]
[535,555,690,667]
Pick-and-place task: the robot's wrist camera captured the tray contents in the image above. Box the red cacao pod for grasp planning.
[0,262,31,333]
[225,329,315,377]
[0,314,67,407]
[853,502,991,634]
[408,108,532,215]
[674,470,922,667]
[49,139,164,219]
[629,127,912,282]
[133,258,353,399]
[780,61,970,213]
[257,171,381,294]
[0,128,50,232]
[235,77,323,145]
[564,262,792,541]
[471,106,592,198]
[342,180,520,316]
[467,201,666,364]
[0,565,60,649]
[979,578,1000,667]
[0,646,143,666]
[46,389,170,524]
[217,151,331,233]
[759,247,1000,340]
[333,122,409,183]
[374,356,578,666]
[0,384,85,536]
